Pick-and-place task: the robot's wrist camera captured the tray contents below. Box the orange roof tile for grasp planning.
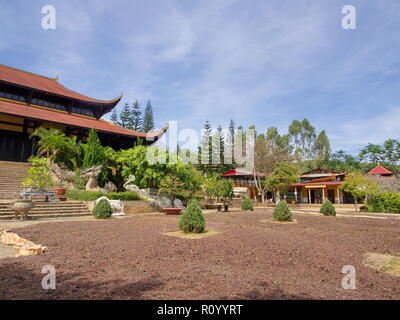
[368,165,394,175]
[0,99,167,139]
[0,64,121,104]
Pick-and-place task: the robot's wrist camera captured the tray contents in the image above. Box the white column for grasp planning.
[308,189,311,204]
[294,187,298,202]
[322,188,325,203]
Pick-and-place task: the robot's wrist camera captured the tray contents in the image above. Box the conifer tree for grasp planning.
[119,103,133,129]
[110,108,119,125]
[143,100,155,132]
[131,100,142,131]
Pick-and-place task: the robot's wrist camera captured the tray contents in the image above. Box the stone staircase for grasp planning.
[0,161,91,220]
[0,161,30,200]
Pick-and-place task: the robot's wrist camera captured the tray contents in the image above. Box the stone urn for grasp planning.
[13,199,35,220]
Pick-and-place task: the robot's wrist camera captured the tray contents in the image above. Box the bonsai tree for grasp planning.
[92,198,113,219]
[218,179,234,210]
[202,175,220,204]
[158,175,185,207]
[179,199,205,233]
[320,200,336,216]
[21,157,53,191]
[241,196,254,211]
[273,200,292,222]
[340,172,379,211]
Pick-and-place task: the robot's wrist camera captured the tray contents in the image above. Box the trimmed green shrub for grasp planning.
[369,192,400,213]
[107,192,141,201]
[273,200,292,222]
[66,189,140,201]
[92,199,113,219]
[179,199,205,234]
[241,197,254,211]
[320,200,336,216]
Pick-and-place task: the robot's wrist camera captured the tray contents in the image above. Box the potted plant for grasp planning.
[158,175,185,215]
[21,157,53,192]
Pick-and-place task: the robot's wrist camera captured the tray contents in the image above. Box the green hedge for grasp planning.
[176,193,205,201]
[66,189,141,201]
[369,192,400,213]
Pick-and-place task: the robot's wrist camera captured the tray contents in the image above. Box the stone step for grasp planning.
[0,212,90,220]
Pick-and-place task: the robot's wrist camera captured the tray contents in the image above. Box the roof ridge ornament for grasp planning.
[52,75,59,81]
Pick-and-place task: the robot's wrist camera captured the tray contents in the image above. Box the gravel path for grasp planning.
[0,210,399,300]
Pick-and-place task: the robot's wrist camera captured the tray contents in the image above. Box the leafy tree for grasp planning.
[359,143,385,163]
[183,167,204,196]
[314,130,331,162]
[158,175,185,207]
[273,200,292,221]
[179,199,205,233]
[21,157,53,191]
[30,127,82,170]
[110,108,119,125]
[340,171,379,212]
[131,100,142,131]
[269,162,299,199]
[119,103,133,129]
[322,150,361,173]
[142,100,155,132]
[217,179,234,206]
[83,129,105,169]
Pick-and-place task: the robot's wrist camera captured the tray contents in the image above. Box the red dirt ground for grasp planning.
[0,209,399,300]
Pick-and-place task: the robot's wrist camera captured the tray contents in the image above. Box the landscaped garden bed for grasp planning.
[1,209,399,300]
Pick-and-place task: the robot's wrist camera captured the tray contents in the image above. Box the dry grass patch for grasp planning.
[259,218,299,224]
[363,252,400,277]
[161,229,219,239]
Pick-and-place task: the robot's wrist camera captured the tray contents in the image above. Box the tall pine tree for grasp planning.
[110,108,119,125]
[143,100,155,132]
[119,103,133,129]
[131,100,142,131]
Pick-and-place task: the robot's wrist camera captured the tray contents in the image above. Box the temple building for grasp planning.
[221,169,267,200]
[290,169,346,204]
[0,65,167,162]
[290,165,397,204]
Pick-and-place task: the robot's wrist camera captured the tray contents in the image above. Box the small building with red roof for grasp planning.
[367,165,395,179]
[0,64,167,162]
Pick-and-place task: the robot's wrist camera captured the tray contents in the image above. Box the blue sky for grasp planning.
[1,0,400,154]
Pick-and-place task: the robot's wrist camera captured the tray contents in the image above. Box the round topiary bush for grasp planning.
[320,200,336,216]
[273,200,292,222]
[179,199,205,234]
[92,199,113,219]
[241,197,254,211]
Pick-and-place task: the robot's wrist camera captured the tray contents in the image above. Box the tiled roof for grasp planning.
[291,181,343,187]
[368,165,394,175]
[0,64,121,104]
[222,169,267,177]
[0,99,167,139]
